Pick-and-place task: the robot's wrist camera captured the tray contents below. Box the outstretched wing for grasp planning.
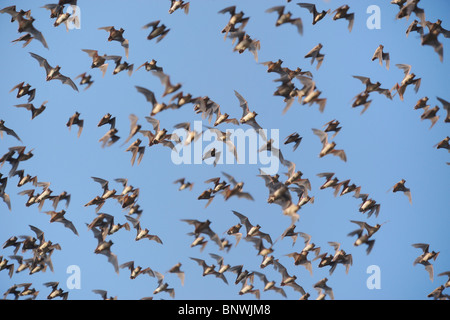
[29,52,52,76]
[234,90,250,118]
[312,128,328,146]
[27,25,49,49]
[53,74,79,91]
[135,86,157,106]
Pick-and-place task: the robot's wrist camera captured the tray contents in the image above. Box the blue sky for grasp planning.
[0,0,449,300]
